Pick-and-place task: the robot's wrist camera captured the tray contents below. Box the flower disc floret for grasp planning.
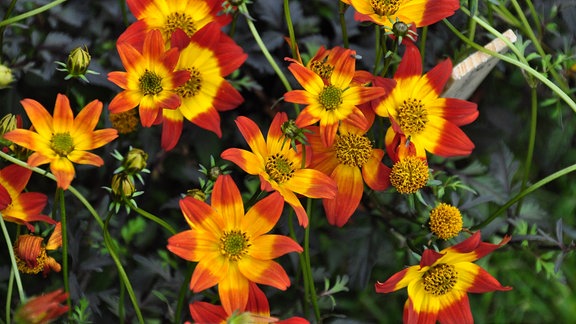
[397,98,428,136]
[176,67,202,98]
[265,153,295,184]
[220,230,250,262]
[139,69,164,96]
[163,12,197,36]
[309,60,334,80]
[370,0,402,16]
[335,133,373,168]
[429,203,463,240]
[390,156,428,194]
[319,85,343,111]
[50,132,74,156]
[422,263,458,296]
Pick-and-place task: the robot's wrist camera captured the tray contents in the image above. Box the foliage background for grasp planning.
[0,0,576,322]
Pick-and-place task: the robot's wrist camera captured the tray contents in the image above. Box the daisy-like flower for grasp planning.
[386,132,429,194]
[221,112,337,227]
[284,46,385,147]
[349,0,460,28]
[429,203,463,240]
[0,164,54,230]
[373,42,478,158]
[108,29,190,127]
[308,124,390,227]
[375,231,512,324]
[167,175,303,314]
[119,0,231,50]
[161,23,246,150]
[3,94,118,190]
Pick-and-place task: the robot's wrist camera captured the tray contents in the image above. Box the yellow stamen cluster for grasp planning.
[265,153,296,184]
[422,263,458,296]
[176,67,202,98]
[335,133,373,168]
[318,85,343,111]
[397,98,428,136]
[139,69,163,96]
[389,156,428,194]
[163,12,197,37]
[429,203,463,240]
[370,0,402,17]
[110,110,139,134]
[219,230,251,262]
[310,60,334,80]
[50,132,74,156]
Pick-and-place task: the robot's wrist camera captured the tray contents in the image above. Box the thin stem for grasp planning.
[514,85,538,216]
[287,211,308,317]
[471,163,576,230]
[119,282,125,324]
[380,36,398,77]
[0,0,67,28]
[373,26,382,75]
[284,0,298,59]
[442,17,576,113]
[419,26,428,66]
[0,213,25,302]
[118,0,128,27]
[174,263,194,324]
[466,0,478,43]
[6,269,14,324]
[524,0,542,38]
[339,3,349,49]
[303,198,320,322]
[124,199,176,235]
[57,188,72,317]
[0,0,18,59]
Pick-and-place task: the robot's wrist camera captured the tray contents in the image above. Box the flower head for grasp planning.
[429,203,463,240]
[108,29,190,127]
[14,223,62,276]
[386,133,429,194]
[284,46,384,147]
[3,94,118,190]
[221,112,337,227]
[349,0,459,28]
[167,175,303,314]
[14,289,68,324]
[375,231,512,324]
[373,42,478,158]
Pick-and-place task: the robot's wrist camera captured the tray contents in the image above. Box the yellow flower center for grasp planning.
[310,60,334,80]
[163,12,197,37]
[265,153,295,184]
[429,203,463,240]
[219,230,250,262]
[422,263,458,296]
[14,235,47,274]
[370,0,402,16]
[139,69,163,96]
[110,110,139,134]
[389,156,428,194]
[50,132,74,156]
[397,98,428,136]
[319,85,343,111]
[176,67,202,98]
[335,133,373,168]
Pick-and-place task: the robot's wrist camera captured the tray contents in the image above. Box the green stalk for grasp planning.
[466,0,478,43]
[0,0,18,58]
[57,188,72,316]
[514,85,538,216]
[0,212,25,304]
[283,0,298,59]
[124,199,176,235]
[287,211,309,317]
[471,163,576,230]
[339,3,349,49]
[373,26,382,75]
[174,263,194,324]
[524,0,542,38]
[0,0,67,28]
[419,26,428,67]
[6,269,14,323]
[303,198,320,322]
[119,281,125,324]
[442,18,576,113]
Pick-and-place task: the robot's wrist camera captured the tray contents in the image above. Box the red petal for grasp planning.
[395,42,422,79]
[189,302,227,323]
[436,293,473,324]
[323,164,363,227]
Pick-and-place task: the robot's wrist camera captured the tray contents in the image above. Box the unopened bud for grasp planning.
[123,148,148,174]
[0,64,14,89]
[67,46,91,77]
[111,174,136,199]
[185,189,206,201]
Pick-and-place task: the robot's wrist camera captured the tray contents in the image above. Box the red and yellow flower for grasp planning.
[119,0,231,50]
[308,123,390,227]
[386,132,429,194]
[14,222,62,276]
[375,231,512,323]
[0,164,53,230]
[3,94,118,190]
[161,23,246,150]
[373,42,478,158]
[221,112,337,227]
[108,29,190,127]
[167,175,302,314]
[284,46,384,147]
[349,0,460,28]
[13,289,68,324]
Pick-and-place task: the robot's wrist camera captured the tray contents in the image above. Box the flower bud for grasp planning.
[0,64,14,89]
[66,46,91,77]
[123,148,148,173]
[0,114,18,137]
[186,188,206,201]
[111,173,136,199]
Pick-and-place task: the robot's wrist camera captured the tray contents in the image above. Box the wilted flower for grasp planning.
[14,223,62,276]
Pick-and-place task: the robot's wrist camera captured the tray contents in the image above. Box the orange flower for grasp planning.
[13,289,68,324]
[167,175,302,314]
[373,42,478,158]
[119,0,231,50]
[3,94,118,190]
[308,124,390,227]
[375,231,512,323]
[284,46,384,147]
[221,112,337,227]
[0,164,53,230]
[14,223,62,276]
[161,23,246,150]
[349,0,459,28]
[108,29,190,127]
[386,132,429,194]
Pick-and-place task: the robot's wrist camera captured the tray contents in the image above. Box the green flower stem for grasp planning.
[418,26,428,67]
[380,36,398,77]
[119,281,125,323]
[0,212,25,305]
[442,17,576,113]
[284,0,298,59]
[287,211,309,316]
[240,3,292,94]
[339,3,350,49]
[56,188,72,317]
[373,26,382,75]
[6,269,14,324]
[174,263,194,324]
[467,0,478,42]
[104,211,144,323]
[472,163,576,231]
[124,199,176,235]
[0,0,67,28]
[514,85,538,216]
[0,0,19,58]
[118,0,128,27]
[303,198,321,322]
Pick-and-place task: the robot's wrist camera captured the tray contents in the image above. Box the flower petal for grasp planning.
[375,265,421,293]
[52,94,74,134]
[190,253,228,292]
[249,234,302,260]
[50,157,76,190]
[238,256,291,290]
[212,175,244,230]
[221,148,264,175]
[242,192,284,238]
[323,164,363,227]
[179,196,224,233]
[218,265,249,314]
[167,229,219,262]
